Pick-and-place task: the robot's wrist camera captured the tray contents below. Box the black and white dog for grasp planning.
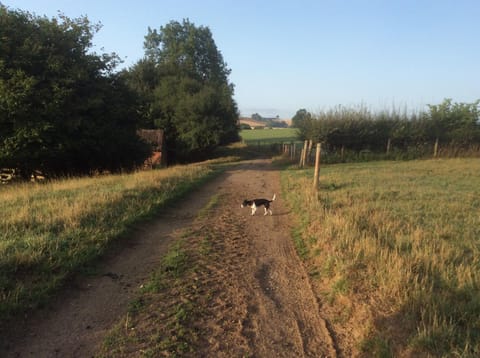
[241,194,276,216]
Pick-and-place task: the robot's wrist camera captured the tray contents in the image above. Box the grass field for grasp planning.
[0,163,218,321]
[3,141,479,356]
[240,128,300,145]
[281,158,480,356]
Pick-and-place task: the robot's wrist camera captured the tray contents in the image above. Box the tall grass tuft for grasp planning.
[281,158,480,356]
[0,164,214,321]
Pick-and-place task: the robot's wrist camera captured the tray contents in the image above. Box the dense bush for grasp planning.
[0,5,150,177]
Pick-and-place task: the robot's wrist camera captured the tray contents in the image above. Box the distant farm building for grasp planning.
[137,129,165,169]
[238,117,266,129]
[239,116,291,129]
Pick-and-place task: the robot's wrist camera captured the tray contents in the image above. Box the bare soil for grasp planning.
[2,159,338,357]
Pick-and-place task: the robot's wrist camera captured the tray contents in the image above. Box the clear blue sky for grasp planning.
[3,0,479,118]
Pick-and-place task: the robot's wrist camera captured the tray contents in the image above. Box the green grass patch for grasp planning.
[98,239,197,357]
[360,335,393,358]
[196,193,222,219]
[281,158,480,356]
[240,128,300,145]
[292,226,309,260]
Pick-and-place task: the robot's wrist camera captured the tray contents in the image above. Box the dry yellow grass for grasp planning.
[282,158,480,357]
[0,164,214,320]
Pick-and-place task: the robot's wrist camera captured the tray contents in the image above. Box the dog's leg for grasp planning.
[251,203,256,215]
[264,203,271,216]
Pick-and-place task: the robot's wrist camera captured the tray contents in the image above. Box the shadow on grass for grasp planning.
[211,141,284,161]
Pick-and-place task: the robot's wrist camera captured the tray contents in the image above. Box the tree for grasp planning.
[0,5,149,176]
[251,113,263,121]
[291,109,312,128]
[128,19,239,162]
[291,109,313,140]
[121,59,159,129]
[425,98,480,145]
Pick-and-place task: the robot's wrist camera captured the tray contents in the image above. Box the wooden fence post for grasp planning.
[306,140,313,165]
[434,138,439,158]
[313,143,321,190]
[386,138,391,155]
[300,140,308,167]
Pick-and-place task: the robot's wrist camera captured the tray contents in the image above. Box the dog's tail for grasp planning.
[271,193,276,201]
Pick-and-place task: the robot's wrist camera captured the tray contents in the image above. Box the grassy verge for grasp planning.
[281,158,480,357]
[97,193,231,357]
[0,163,220,322]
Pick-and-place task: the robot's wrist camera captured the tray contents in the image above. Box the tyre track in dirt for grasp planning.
[2,159,337,357]
[218,159,337,357]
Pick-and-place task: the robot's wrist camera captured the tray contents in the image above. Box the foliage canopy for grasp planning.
[126,19,239,163]
[294,99,480,153]
[0,5,150,177]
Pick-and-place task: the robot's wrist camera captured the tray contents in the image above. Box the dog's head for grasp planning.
[241,199,249,208]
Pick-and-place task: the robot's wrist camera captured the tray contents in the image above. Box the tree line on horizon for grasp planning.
[291,100,480,156]
[0,5,239,178]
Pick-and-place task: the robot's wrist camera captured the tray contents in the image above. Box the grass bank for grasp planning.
[0,163,218,322]
[97,192,248,357]
[281,158,480,357]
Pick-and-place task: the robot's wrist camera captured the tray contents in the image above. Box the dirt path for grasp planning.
[3,159,337,357]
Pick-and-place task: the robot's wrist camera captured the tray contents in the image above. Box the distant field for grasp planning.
[240,128,300,145]
[281,158,480,356]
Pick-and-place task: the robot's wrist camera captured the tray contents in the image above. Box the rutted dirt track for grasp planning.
[3,159,337,357]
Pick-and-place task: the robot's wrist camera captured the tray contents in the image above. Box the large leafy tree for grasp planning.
[127,19,239,162]
[0,5,149,177]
